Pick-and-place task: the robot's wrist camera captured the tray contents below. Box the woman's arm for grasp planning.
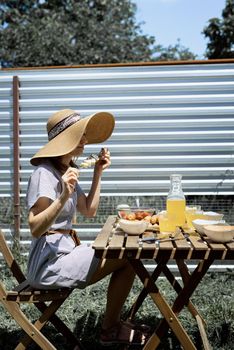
[77,148,110,217]
[28,167,79,238]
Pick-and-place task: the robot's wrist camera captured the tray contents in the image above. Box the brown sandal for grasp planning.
[100,321,149,346]
[121,319,151,333]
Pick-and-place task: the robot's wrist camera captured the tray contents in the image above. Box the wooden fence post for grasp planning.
[13,76,20,241]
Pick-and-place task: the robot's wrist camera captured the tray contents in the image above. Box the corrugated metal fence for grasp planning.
[1,61,234,259]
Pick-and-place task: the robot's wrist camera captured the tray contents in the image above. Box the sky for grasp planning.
[133,0,227,58]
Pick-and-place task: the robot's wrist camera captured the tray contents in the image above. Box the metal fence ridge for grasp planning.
[1,61,234,249]
[2,58,234,71]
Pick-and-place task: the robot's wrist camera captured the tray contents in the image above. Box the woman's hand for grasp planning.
[76,148,110,217]
[95,148,111,172]
[61,167,79,198]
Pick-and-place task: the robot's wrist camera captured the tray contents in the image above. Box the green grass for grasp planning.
[0,259,233,350]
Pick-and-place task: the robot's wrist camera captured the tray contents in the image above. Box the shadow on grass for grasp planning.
[0,315,233,350]
[0,326,69,350]
[74,311,194,350]
[0,316,189,350]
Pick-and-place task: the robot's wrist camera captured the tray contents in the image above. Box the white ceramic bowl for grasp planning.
[117,204,131,217]
[118,219,149,235]
[202,211,224,221]
[192,219,225,236]
[203,225,234,243]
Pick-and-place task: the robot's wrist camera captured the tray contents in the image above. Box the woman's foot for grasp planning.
[100,321,150,346]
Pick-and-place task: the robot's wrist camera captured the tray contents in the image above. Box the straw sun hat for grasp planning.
[30,109,115,166]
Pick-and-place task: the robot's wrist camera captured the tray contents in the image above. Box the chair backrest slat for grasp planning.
[0,229,26,283]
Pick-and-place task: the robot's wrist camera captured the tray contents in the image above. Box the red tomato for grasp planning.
[119,211,127,219]
[135,212,144,220]
[127,213,136,220]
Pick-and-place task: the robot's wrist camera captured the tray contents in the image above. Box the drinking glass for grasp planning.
[159,212,175,233]
[185,206,202,228]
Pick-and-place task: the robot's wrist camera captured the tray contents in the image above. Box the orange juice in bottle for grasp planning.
[166,174,186,230]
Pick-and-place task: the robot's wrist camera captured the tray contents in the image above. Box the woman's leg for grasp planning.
[89,259,135,329]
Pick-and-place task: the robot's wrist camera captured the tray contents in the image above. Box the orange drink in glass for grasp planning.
[159,212,176,233]
[185,206,203,228]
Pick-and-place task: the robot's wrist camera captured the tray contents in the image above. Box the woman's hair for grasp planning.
[48,157,78,173]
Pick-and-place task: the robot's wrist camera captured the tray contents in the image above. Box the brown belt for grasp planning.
[43,229,81,246]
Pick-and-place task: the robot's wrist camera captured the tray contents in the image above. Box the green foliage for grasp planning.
[203,0,234,59]
[0,0,197,67]
[0,0,155,67]
[153,39,197,61]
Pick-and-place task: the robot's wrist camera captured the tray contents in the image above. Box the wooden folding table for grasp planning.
[93,215,234,350]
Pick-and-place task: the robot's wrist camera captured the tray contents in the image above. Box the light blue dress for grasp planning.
[26,160,99,289]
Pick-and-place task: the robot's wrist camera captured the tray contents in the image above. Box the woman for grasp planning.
[26,109,149,346]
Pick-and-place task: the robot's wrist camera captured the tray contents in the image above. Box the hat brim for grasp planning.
[30,112,115,166]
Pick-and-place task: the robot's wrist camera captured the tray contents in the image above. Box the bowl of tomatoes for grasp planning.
[118,208,155,221]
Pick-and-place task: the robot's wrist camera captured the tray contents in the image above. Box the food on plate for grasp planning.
[118,210,128,219]
[127,211,151,221]
[143,215,152,222]
[126,213,136,221]
[119,210,157,225]
[150,214,159,225]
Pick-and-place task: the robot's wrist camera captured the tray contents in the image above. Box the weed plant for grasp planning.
[0,258,233,350]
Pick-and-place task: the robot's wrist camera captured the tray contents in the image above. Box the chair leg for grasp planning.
[15,299,65,350]
[1,298,56,350]
[37,301,84,349]
[16,299,85,350]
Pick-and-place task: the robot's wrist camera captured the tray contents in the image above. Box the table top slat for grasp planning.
[187,236,209,250]
[158,241,174,249]
[206,241,226,250]
[225,241,234,259]
[174,238,192,249]
[226,241,234,249]
[143,231,155,239]
[108,233,125,249]
[125,235,140,249]
[92,216,115,250]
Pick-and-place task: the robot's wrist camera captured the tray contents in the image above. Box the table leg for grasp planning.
[176,259,211,350]
[161,263,206,327]
[151,258,215,349]
[128,257,206,328]
[127,257,170,321]
[129,259,197,350]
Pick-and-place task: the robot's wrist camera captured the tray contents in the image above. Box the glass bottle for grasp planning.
[166,174,186,229]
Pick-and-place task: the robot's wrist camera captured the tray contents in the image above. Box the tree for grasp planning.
[0,0,197,67]
[203,0,234,59]
[153,39,197,61]
[0,0,155,67]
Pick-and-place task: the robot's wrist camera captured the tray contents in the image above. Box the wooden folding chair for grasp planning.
[0,229,85,350]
